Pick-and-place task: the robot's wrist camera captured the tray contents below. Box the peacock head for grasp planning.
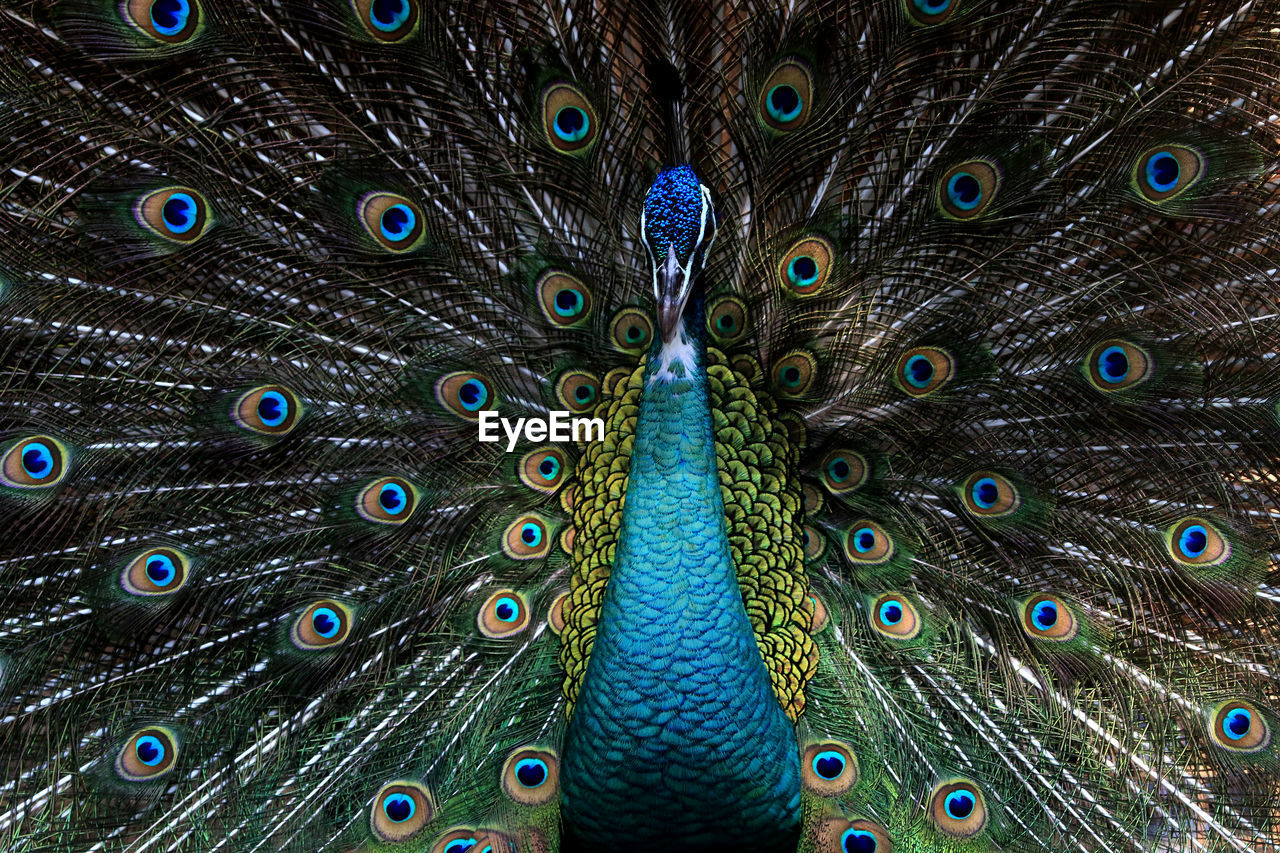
[641,165,717,343]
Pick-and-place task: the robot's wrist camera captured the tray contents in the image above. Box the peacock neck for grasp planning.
[560,301,801,851]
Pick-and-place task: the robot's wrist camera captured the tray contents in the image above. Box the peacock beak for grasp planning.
[656,247,691,343]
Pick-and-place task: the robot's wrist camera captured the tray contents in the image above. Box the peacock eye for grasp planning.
[351,0,420,41]
[904,0,958,26]
[435,372,495,419]
[291,600,354,649]
[1167,517,1230,566]
[779,236,834,296]
[845,521,894,564]
[2,436,68,489]
[432,828,480,853]
[771,351,817,397]
[124,0,202,44]
[895,346,954,397]
[937,159,1000,219]
[478,589,531,637]
[930,780,987,837]
[609,308,654,354]
[233,384,302,436]
[115,727,179,781]
[357,476,418,524]
[1210,701,1271,752]
[1085,339,1152,392]
[758,60,813,132]
[123,547,190,596]
[1133,144,1204,204]
[502,748,560,804]
[822,449,868,494]
[821,819,892,853]
[706,297,748,343]
[803,525,826,561]
[541,83,599,154]
[135,187,210,243]
[370,780,434,842]
[519,448,568,493]
[358,192,426,252]
[537,271,592,327]
[556,370,600,413]
[961,471,1020,517]
[802,741,858,796]
[503,515,551,559]
[870,593,920,639]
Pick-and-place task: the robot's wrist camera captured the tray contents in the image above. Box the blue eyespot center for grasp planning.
[1224,708,1252,740]
[878,600,903,625]
[946,172,981,210]
[383,792,415,822]
[312,607,340,639]
[717,314,735,330]
[829,457,851,482]
[625,324,644,342]
[554,289,583,316]
[135,735,165,766]
[257,391,288,427]
[945,789,975,820]
[150,0,190,36]
[1179,525,1208,559]
[766,84,803,122]
[538,457,560,480]
[841,828,878,853]
[494,596,519,623]
[915,0,951,11]
[852,527,877,553]
[458,379,488,411]
[1146,151,1180,192]
[1032,600,1058,630]
[788,255,819,286]
[146,555,177,586]
[379,203,416,242]
[904,354,934,388]
[379,482,407,513]
[21,442,54,478]
[812,750,845,779]
[553,106,589,142]
[971,477,998,509]
[443,840,476,853]
[520,523,542,546]
[782,366,802,386]
[1098,346,1129,383]
[514,758,548,788]
[161,192,197,234]
[370,0,412,30]
[574,385,594,402]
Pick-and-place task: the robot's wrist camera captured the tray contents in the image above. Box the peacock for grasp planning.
[1,0,1279,850]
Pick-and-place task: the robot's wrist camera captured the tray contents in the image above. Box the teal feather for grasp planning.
[1,1,1279,852]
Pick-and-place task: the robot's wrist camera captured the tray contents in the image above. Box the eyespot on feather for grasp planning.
[870,593,920,639]
[233,384,302,436]
[772,351,817,397]
[904,0,958,26]
[501,748,559,805]
[1166,517,1230,566]
[758,60,813,132]
[435,372,495,420]
[478,589,530,638]
[937,159,1000,219]
[807,594,829,633]
[124,0,202,44]
[370,780,434,843]
[135,187,210,243]
[431,827,482,853]
[548,590,569,635]
[541,83,598,154]
[291,600,353,650]
[706,296,748,343]
[2,436,68,489]
[122,547,190,596]
[357,192,426,252]
[845,521,894,565]
[822,449,868,495]
[1021,594,1078,641]
[537,271,592,327]
[356,476,418,524]
[895,347,954,397]
[519,448,569,493]
[503,515,551,560]
[1210,700,1271,753]
[350,0,420,41]
[555,371,600,413]
[815,818,893,853]
[1084,340,1153,392]
[779,236,834,295]
[802,740,858,796]
[610,308,653,354]
[1132,144,1205,204]
[115,726,179,781]
[930,780,987,837]
[960,472,1020,517]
